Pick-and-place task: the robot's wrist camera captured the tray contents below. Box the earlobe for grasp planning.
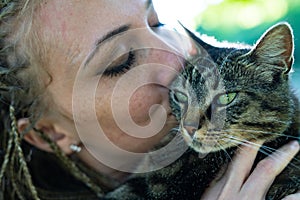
[18,118,78,155]
[18,118,54,152]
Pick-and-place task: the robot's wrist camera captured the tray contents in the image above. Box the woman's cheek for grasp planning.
[129,85,163,125]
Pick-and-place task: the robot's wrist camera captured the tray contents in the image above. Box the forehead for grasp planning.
[38,1,115,46]
[38,0,147,50]
[36,0,149,71]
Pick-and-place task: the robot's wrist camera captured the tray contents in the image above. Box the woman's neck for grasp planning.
[77,147,132,184]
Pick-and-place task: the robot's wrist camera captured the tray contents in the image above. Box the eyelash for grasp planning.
[102,22,164,77]
[151,22,165,28]
[103,51,136,77]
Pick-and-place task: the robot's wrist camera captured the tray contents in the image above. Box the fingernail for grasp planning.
[289,140,300,151]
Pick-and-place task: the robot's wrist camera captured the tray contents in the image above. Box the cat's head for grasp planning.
[170,23,294,153]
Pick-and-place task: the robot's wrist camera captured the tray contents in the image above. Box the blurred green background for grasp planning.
[193,0,300,97]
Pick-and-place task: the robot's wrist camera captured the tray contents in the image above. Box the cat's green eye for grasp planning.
[216,92,237,106]
[174,91,188,103]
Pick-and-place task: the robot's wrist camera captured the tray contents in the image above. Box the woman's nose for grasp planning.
[154,53,185,87]
[130,27,195,87]
[137,47,185,88]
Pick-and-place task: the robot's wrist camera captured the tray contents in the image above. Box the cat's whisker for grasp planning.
[223,128,300,140]
[225,134,269,151]
[222,135,300,170]
[226,136,272,156]
[223,134,258,144]
[222,135,270,154]
[217,142,233,162]
[230,141,251,156]
[241,138,300,164]
[226,138,300,170]
[213,133,259,160]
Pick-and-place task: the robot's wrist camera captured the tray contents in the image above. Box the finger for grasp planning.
[224,140,264,190]
[242,140,300,197]
[282,192,300,200]
[203,141,264,199]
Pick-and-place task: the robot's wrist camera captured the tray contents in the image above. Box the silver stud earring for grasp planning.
[70,144,82,153]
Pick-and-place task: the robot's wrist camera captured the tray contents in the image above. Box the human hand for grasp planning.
[200,140,300,200]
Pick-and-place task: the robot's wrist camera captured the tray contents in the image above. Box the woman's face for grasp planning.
[38,0,192,169]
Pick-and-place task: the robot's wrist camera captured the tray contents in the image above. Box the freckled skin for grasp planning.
[37,0,190,173]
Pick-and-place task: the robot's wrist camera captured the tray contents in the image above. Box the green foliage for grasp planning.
[194,0,300,95]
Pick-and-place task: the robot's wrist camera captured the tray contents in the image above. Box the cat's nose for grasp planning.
[184,126,197,136]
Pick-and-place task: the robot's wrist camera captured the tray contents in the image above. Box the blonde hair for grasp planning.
[0,1,104,199]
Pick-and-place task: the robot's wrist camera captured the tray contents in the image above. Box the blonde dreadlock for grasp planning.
[0,1,104,199]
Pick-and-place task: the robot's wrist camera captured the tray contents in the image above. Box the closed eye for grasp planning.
[102,50,136,77]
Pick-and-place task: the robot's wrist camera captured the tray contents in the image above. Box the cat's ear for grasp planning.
[249,22,294,74]
[178,22,214,53]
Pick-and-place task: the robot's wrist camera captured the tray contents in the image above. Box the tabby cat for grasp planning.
[168,22,300,199]
[105,23,299,200]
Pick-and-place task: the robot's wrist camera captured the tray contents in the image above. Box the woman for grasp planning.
[0,0,299,199]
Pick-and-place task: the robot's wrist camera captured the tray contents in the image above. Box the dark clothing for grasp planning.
[27,148,116,200]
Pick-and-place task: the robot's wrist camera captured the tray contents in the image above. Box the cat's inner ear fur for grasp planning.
[249,22,294,74]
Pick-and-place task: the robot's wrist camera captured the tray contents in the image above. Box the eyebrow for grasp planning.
[84,25,130,67]
[83,0,153,67]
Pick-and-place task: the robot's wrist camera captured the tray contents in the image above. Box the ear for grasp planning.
[178,21,214,54]
[249,22,294,73]
[18,118,79,155]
